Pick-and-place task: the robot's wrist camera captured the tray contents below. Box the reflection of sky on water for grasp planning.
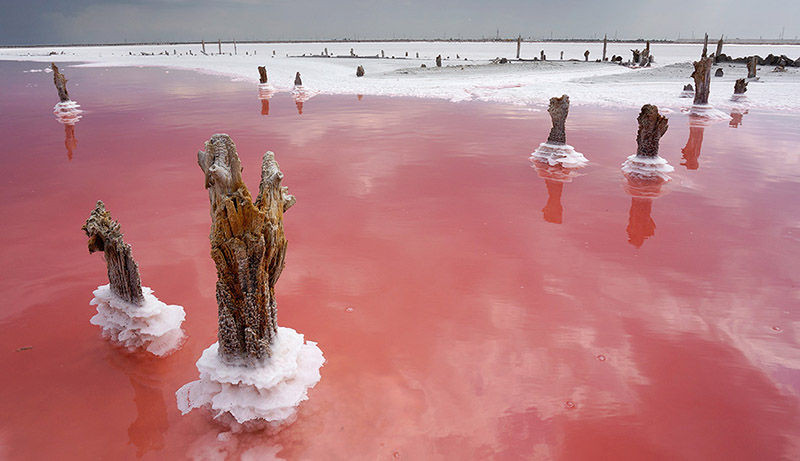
[0,61,799,459]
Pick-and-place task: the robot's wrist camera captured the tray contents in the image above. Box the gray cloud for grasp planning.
[0,0,797,45]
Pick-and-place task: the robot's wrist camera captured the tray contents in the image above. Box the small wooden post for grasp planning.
[202,40,206,54]
[584,50,589,61]
[516,35,521,59]
[602,34,608,61]
[436,55,442,67]
[233,40,237,55]
[218,39,222,55]
[294,72,302,86]
[258,66,268,84]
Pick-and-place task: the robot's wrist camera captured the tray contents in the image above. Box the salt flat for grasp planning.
[2,41,799,111]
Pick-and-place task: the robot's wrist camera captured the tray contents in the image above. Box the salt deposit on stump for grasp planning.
[82,201,185,356]
[621,104,674,180]
[530,95,588,168]
[51,63,83,124]
[176,134,324,431]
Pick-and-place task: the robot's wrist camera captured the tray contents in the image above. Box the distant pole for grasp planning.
[701,33,708,57]
[602,34,608,61]
[218,39,222,55]
[202,40,206,54]
[234,40,237,55]
[516,35,521,59]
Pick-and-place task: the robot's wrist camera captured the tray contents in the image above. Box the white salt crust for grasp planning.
[291,85,318,103]
[53,100,83,124]
[621,154,674,181]
[257,83,275,99]
[89,284,186,357]
[530,142,589,168]
[176,327,324,432]
[686,104,730,120]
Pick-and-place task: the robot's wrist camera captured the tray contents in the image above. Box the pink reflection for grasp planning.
[532,160,582,224]
[681,125,705,170]
[624,174,667,247]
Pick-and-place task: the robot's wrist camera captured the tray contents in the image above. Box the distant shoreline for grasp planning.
[3,38,800,48]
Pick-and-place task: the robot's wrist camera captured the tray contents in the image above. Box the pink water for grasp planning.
[1,61,799,460]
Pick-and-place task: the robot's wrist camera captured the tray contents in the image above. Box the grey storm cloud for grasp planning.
[0,0,797,45]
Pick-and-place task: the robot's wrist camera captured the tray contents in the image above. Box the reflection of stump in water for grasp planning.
[543,180,564,224]
[624,175,665,247]
[106,352,169,457]
[627,197,656,248]
[65,123,77,160]
[261,99,270,115]
[681,124,705,170]
[258,84,274,116]
[295,99,304,114]
[729,109,747,128]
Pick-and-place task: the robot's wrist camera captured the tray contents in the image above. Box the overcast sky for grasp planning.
[1,0,797,45]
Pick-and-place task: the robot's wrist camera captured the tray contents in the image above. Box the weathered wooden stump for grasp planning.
[436,55,442,67]
[294,72,302,86]
[602,34,608,61]
[702,33,709,58]
[691,57,713,105]
[540,50,546,61]
[584,50,589,61]
[197,134,296,363]
[51,63,70,102]
[636,105,668,157]
[714,68,724,77]
[546,95,570,145]
[356,65,365,77]
[516,36,522,60]
[734,78,748,94]
[202,40,206,54]
[560,51,564,60]
[257,66,268,84]
[747,57,757,78]
[714,36,724,63]
[82,201,144,305]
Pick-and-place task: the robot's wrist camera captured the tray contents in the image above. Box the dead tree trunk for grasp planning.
[233,40,237,55]
[636,104,669,157]
[82,201,144,305]
[294,72,302,86]
[218,39,222,55]
[198,134,296,363]
[734,78,748,94]
[51,63,70,102]
[356,65,365,77]
[258,66,268,84]
[516,36,521,59]
[747,57,757,78]
[436,55,442,67]
[641,41,650,66]
[546,95,570,145]
[702,33,708,58]
[691,57,713,105]
[715,36,723,63]
[602,34,608,61]
[584,50,590,61]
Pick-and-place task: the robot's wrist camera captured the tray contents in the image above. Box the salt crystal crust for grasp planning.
[176,327,324,431]
[530,142,588,168]
[89,284,185,356]
[621,154,674,180]
[53,100,82,124]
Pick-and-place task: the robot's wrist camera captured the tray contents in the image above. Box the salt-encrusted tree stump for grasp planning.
[356,65,365,77]
[197,134,296,362]
[51,63,70,102]
[294,72,302,86]
[258,66,268,84]
[82,201,185,356]
[84,201,144,305]
[747,57,758,79]
[734,78,748,94]
[691,57,713,105]
[621,105,674,179]
[530,95,588,168]
[178,134,324,430]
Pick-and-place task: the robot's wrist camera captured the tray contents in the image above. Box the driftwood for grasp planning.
[691,57,713,105]
[747,57,757,78]
[436,55,442,67]
[51,63,70,102]
[257,66,268,84]
[734,78,748,94]
[82,201,144,305]
[198,134,296,363]
[356,65,365,77]
[294,72,302,86]
[546,95,570,145]
[635,105,668,157]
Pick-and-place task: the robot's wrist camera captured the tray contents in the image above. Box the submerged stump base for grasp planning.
[53,100,83,125]
[89,284,186,357]
[176,327,324,432]
[621,154,674,181]
[530,143,588,168]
